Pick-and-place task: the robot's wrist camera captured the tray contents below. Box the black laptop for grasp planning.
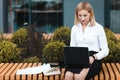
[64,47,90,68]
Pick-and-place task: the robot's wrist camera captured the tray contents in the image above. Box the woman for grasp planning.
[64,2,109,80]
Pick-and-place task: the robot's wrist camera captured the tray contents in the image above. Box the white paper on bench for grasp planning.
[16,63,61,75]
[43,66,61,76]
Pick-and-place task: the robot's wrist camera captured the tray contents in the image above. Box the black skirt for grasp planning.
[65,51,102,79]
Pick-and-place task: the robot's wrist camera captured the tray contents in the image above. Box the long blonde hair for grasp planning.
[74,2,96,26]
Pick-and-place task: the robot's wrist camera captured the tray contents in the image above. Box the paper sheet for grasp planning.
[16,63,61,75]
[16,63,50,75]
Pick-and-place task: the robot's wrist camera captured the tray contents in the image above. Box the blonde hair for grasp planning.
[74,2,96,26]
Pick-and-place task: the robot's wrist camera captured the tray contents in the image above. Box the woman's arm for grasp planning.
[94,26,109,60]
[70,26,77,46]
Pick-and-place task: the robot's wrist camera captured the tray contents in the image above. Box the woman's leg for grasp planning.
[64,71,74,80]
[83,51,102,80]
[85,60,102,80]
[74,68,89,80]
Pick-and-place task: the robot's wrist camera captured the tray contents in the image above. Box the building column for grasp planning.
[0,0,4,33]
[3,0,8,33]
[0,0,8,33]
[104,0,110,28]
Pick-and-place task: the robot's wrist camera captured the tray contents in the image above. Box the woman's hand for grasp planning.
[89,56,95,64]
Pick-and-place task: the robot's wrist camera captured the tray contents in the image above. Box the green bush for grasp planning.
[0,40,22,62]
[12,26,44,58]
[23,56,40,63]
[25,26,43,57]
[12,28,28,47]
[42,41,66,63]
[52,26,71,46]
[104,28,118,43]
[103,28,120,62]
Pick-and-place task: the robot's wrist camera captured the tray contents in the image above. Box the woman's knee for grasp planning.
[74,74,80,80]
[64,71,74,80]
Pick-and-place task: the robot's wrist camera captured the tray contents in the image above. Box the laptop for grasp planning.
[64,47,90,68]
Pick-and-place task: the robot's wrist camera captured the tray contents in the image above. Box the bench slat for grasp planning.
[15,63,28,80]
[102,63,110,80]
[106,63,115,80]
[49,75,54,80]
[111,63,120,79]
[0,63,4,68]
[116,63,120,73]
[94,74,98,80]
[99,69,104,80]
[31,63,38,80]
[11,63,23,80]
[37,63,43,80]
[5,63,19,80]
[27,64,35,80]
[53,74,60,80]
[0,63,14,80]
[0,63,9,74]
[21,63,33,80]
[60,68,65,80]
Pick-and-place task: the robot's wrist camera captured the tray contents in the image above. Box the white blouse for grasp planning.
[70,22,109,60]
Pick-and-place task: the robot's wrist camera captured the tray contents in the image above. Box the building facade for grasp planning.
[0,0,120,33]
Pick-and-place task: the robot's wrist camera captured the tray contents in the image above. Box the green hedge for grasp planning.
[52,26,71,46]
[42,41,66,63]
[12,28,28,47]
[23,56,40,63]
[0,40,22,62]
[103,28,120,62]
[12,26,44,58]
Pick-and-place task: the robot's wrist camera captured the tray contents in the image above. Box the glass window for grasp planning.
[8,0,63,33]
[110,0,120,33]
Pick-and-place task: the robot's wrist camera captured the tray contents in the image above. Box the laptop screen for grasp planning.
[64,47,90,68]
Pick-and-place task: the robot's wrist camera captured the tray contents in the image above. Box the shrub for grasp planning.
[104,28,118,43]
[103,28,120,62]
[52,26,71,46]
[12,25,44,58]
[23,56,40,63]
[25,25,43,57]
[42,41,66,63]
[12,28,28,47]
[0,40,22,62]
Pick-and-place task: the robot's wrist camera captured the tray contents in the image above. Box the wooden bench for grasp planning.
[0,33,54,41]
[1,33,120,41]
[114,33,120,40]
[0,63,119,80]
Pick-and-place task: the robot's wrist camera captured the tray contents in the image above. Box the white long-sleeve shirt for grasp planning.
[70,22,109,60]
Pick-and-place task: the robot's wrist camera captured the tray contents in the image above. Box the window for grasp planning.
[8,0,63,33]
[110,0,120,33]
